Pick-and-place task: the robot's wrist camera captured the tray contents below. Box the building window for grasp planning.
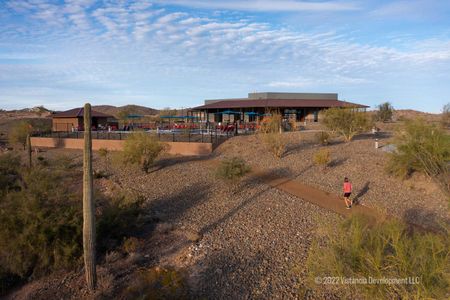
[314,110,319,122]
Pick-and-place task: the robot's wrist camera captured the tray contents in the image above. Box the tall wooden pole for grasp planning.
[83,103,96,290]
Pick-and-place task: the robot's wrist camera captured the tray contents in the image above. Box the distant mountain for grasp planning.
[394,109,441,122]
[92,105,159,118]
[6,106,53,114]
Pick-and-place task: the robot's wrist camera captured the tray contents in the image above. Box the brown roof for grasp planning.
[192,99,369,110]
[52,107,114,118]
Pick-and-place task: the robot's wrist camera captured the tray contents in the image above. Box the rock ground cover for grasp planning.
[7,128,448,299]
[215,131,449,229]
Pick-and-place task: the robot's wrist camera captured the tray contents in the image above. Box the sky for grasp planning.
[1,0,450,112]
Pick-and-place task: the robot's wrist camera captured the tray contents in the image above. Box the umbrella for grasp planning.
[215,110,241,114]
[160,115,180,119]
[245,112,259,115]
[127,114,143,119]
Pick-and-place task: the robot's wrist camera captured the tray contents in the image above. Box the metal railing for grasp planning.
[31,128,251,144]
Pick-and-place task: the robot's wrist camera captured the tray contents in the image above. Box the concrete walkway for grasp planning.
[250,167,384,219]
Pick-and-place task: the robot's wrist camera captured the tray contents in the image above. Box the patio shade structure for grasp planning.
[127,114,143,119]
[160,115,199,119]
[215,110,241,114]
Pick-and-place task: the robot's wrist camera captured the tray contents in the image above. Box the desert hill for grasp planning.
[93,105,158,118]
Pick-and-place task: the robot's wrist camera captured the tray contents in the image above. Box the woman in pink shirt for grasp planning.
[343,177,352,209]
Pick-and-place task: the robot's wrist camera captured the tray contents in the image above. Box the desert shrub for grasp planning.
[263,133,287,158]
[122,237,142,254]
[0,152,21,196]
[123,267,188,299]
[258,112,288,158]
[288,118,298,131]
[8,121,32,149]
[259,112,282,134]
[313,149,331,167]
[0,165,83,282]
[306,214,449,299]
[0,152,145,295]
[96,192,145,253]
[51,154,78,170]
[216,157,250,180]
[375,102,394,122]
[315,131,330,145]
[122,132,164,173]
[386,119,450,194]
[98,148,110,175]
[442,103,450,128]
[323,108,371,142]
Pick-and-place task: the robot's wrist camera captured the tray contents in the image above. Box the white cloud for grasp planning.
[1,0,450,112]
[153,0,360,12]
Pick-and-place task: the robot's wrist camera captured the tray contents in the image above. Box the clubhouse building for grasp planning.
[190,92,368,123]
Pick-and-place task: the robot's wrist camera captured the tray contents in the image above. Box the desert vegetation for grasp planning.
[8,121,32,149]
[442,103,450,128]
[306,214,450,299]
[313,149,331,168]
[323,107,371,142]
[314,131,330,145]
[0,152,145,295]
[216,156,251,181]
[259,112,287,158]
[386,119,450,195]
[375,102,394,122]
[122,132,165,173]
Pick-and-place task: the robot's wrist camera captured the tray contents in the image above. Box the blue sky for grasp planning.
[1,0,450,112]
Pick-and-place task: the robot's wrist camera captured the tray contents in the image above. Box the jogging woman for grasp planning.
[343,177,352,209]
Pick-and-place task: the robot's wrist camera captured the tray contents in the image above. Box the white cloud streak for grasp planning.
[153,0,360,12]
[1,0,450,111]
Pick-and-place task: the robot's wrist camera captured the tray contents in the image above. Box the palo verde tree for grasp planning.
[442,103,450,128]
[376,102,394,122]
[323,107,371,142]
[259,112,287,158]
[83,103,96,290]
[8,121,32,149]
[122,132,164,173]
[386,119,450,195]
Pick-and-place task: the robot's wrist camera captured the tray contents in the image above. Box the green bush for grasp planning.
[0,152,145,295]
[263,132,287,158]
[216,157,251,181]
[375,102,394,122]
[323,108,371,142]
[386,119,450,194]
[0,164,83,282]
[122,132,164,173]
[442,103,450,128]
[306,214,450,299]
[123,267,188,299]
[0,152,21,196]
[96,191,144,253]
[313,149,331,167]
[315,131,330,145]
[8,121,32,149]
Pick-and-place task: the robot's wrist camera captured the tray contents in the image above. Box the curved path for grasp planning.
[249,167,384,219]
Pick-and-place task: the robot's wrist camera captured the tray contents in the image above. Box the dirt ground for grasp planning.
[4,126,449,299]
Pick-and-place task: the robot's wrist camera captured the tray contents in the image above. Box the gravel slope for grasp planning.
[215,132,449,229]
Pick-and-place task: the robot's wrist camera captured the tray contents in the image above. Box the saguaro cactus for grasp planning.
[83,103,96,290]
[26,134,32,168]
